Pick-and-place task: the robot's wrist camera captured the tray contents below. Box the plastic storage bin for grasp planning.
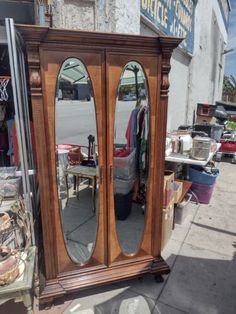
[114,176,135,195]
[211,125,223,141]
[0,177,21,198]
[114,148,136,179]
[114,190,133,220]
[190,182,215,204]
[189,166,219,185]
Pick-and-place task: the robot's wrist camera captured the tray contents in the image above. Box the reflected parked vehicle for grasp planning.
[123,94,136,101]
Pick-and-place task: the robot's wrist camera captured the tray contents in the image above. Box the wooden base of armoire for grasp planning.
[40,257,169,304]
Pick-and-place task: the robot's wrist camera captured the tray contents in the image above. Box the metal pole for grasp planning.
[5,18,35,246]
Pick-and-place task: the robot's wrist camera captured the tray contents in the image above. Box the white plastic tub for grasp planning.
[114,148,136,179]
[114,176,135,195]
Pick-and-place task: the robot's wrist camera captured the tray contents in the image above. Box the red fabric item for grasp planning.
[57,144,73,150]
[114,148,131,157]
[220,141,236,152]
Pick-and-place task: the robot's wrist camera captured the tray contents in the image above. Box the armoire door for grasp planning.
[38,47,108,277]
[106,51,161,265]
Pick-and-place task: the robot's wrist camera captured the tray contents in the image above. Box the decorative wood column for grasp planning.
[152,37,183,260]
[19,27,59,281]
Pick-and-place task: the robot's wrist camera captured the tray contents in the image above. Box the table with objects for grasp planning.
[0,246,36,314]
[165,143,221,166]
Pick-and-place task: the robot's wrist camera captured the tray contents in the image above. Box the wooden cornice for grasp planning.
[16,24,180,54]
[159,36,183,52]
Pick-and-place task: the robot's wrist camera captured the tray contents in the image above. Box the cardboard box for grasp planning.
[196,115,217,125]
[161,199,174,250]
[163,170,174,208]
[173,181,183,204]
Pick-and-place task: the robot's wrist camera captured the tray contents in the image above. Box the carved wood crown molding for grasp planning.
[17,25,182,98]
[158,37,183,98]
[16,24,162,52]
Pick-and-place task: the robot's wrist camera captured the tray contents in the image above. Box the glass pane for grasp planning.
[55,58,99,264]
[113,61,149,254]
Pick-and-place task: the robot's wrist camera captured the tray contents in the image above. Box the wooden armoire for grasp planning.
[17,24,181,304]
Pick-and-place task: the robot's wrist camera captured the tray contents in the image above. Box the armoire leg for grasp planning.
[40,297,54,310]
[154,274,164,283]
[138,276,143,282]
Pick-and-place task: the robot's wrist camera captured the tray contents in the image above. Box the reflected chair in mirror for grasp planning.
[58,137,97,210]
[57,143,89,190]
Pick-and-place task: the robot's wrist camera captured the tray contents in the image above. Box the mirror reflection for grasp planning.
[114,62,149,254]
[55,58,99,264]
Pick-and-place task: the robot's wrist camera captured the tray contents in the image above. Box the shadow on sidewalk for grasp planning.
[42,243,236,313]
[1,246,236,313]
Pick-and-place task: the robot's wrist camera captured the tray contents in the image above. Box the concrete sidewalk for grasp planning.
[1,161,236,314]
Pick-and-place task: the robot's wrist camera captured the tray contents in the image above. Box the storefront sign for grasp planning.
[141,0,196,54]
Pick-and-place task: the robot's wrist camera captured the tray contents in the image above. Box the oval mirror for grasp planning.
[113,61,149,254]
[55,58,99,264]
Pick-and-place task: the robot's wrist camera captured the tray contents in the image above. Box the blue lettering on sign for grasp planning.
[141,0,197,54]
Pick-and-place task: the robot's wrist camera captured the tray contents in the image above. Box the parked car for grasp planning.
[123,94,136,101]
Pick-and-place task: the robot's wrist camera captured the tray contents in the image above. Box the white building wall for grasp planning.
[51,0,228,131]
[140,21,190,131]
[186,0,227,125]
[110,0,140,34]
[51,0,140,34]
[168,51,191,131]
[187,0,215,124]
[212,0,228,101]
[52,0,96,31]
